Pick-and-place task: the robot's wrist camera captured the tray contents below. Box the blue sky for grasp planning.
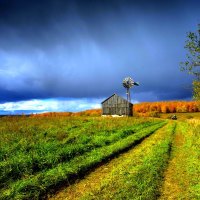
[0,0,199,114]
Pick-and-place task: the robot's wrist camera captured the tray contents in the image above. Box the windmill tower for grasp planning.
[122,77,139,115]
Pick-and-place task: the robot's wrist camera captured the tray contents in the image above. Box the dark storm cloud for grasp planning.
[0,0,199,103]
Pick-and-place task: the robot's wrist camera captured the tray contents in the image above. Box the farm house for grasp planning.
[101,94,133,116]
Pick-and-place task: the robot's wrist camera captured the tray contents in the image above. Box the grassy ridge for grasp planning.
[80,122,176,200]
[0,117,154,159]
[160,120,200,199]
[0,117,152,162]
[0,120,160,187]
[0,119,166,199]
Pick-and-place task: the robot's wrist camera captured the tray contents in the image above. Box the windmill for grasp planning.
[122,77,139,103]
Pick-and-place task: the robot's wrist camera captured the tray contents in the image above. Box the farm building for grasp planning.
[101,94,133,116]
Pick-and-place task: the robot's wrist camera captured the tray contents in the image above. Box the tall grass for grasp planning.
[0,116,165,199]
[0,120,160,187]
[160,120,200,199]
[81,122,176,200]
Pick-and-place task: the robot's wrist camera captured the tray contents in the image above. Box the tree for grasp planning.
[180,24,200,100]
[193,80,200,100]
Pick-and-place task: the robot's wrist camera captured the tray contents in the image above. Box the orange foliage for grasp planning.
[31,109,102,117]
[72,109,101,116]
[134,101,200,114]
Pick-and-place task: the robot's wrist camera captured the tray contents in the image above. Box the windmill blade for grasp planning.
[134,82,139,86]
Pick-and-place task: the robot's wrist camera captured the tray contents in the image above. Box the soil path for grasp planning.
[49,123,169,200]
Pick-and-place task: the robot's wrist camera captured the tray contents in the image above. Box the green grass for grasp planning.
[80,122,176,200]
[159,120,200,199]
[0,120,160,187]
[0,116,165,199]
[1,114,199,200]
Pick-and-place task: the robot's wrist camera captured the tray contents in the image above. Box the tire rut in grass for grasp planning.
[0,121,160,187]
[159,121,198,200]
[1,121,166,200]
[159,125,185,199]
[49,122,171,200]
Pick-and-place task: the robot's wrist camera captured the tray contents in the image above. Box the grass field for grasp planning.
[0,113,199,199]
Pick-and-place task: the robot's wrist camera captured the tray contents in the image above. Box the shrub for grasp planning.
[148,112,161,118]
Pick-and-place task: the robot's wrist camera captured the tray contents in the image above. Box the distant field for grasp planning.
[160,112,200,120]
[31,100,200,117]
[0,114,199,199]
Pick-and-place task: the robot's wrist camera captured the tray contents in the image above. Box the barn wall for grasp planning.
[102,94,133,116]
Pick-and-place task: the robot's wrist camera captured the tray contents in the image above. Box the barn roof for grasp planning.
[101,93,132,104]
